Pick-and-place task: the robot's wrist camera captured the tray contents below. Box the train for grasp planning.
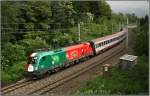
[25,28,127,78]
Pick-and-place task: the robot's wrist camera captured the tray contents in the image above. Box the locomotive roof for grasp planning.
[65,42,89,50]
[91,30,126,43]
[34,48,66,57]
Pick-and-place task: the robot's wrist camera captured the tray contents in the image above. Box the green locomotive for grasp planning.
[26,48,67,77]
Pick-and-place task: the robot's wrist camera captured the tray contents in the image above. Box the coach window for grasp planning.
[100,42,102,46]
[97,44,99,48]
[96,44,98,48]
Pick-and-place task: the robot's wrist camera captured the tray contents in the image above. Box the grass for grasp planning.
[75,55,148,95]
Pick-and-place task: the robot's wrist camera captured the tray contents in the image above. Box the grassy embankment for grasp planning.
[75,55,148,95]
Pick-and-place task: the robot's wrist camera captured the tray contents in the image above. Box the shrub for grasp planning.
[1,61,26,85]
[1,71,13,85]
[1,42,26,70]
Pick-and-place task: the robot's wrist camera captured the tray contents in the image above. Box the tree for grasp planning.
[50,1,75,30]
[134,15,148,56]
[1,1,20,45]
[18,1,52,31]
[89,0,111,22]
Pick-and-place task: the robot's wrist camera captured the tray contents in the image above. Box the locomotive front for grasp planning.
[25,52,39,77]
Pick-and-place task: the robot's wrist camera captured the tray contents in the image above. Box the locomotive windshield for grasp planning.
[28,57,37,64]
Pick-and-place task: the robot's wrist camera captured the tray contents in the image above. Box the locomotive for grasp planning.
[25,28,127,78]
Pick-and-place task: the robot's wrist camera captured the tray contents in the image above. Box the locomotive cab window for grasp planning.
[42,56,46,61]
[28,57,37,64]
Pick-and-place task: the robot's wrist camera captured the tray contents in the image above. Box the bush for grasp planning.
[1,42,26,70]
[1,61,26,85]
[1,71,13,85]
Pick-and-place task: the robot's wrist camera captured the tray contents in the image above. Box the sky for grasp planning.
[106,0,149,17]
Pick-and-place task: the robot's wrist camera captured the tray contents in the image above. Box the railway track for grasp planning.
[1,79,33,95]
[29,44,125,95]
[1,41,125,95]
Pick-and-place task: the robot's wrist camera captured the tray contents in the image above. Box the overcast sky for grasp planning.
[106,1,149,17]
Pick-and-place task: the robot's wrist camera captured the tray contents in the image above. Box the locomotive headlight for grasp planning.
[28,64,34,72]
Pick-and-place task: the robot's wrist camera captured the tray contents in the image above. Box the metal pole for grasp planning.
[126,18,129,49]
[112,22,113,34]
[78,22,80,43]
[118,23,120,31]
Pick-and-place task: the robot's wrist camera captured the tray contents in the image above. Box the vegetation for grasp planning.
[1,0,141,87]
[134,15,148,56]
[75,55,148,95]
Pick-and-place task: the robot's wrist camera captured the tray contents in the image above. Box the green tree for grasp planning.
[1,1,20,45]
[18,1,52,31]
[50,1,75,30]
[1,43,26,70]
[89,0,111,22]
[134,15,148,56]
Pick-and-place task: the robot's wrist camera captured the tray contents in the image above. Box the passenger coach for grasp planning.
[90,28,127,55]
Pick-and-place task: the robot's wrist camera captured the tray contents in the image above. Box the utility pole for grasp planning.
[119,22,121,31]
[112,22,113,34]
[78,22,81,43]
[126,18,129,50]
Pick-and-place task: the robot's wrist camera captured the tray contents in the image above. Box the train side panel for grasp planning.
[65,43,93,62]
